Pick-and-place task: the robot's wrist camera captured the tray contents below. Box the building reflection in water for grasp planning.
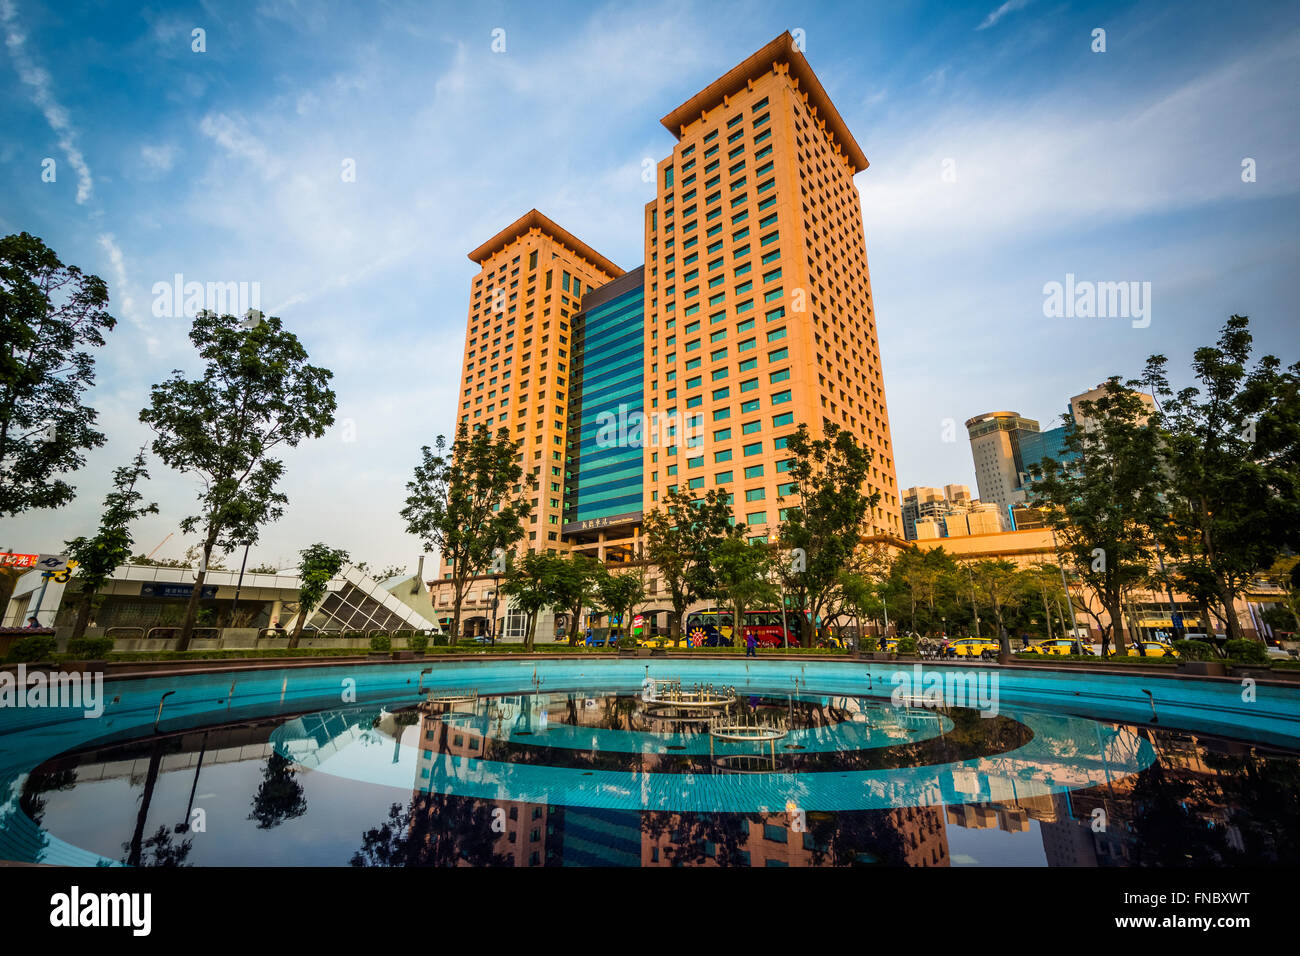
[18,694,1299,867]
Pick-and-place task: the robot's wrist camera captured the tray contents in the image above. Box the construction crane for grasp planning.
[146,532,174,560]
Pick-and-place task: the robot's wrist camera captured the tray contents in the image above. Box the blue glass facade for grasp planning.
[564,267,645,529]
[1019,424,1072,477]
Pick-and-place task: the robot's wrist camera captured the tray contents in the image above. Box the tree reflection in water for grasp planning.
[350,794,511,867]
[249,751,308,829]
[121,825,193,867]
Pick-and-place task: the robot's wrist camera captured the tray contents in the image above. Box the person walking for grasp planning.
[745,630,757,658]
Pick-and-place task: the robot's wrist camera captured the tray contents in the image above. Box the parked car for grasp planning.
[946,637,1001,659]
[1107,640,1179,658]
[1024,638,1094,656]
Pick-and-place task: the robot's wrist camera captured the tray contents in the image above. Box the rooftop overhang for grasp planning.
[659,31,869,174]
[467,209,625,278]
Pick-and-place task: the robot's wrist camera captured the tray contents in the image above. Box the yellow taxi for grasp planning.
[1024,638,1092,656]
[945,637,1001,658]
[636,635,672,648]
[1108,640,1179,658]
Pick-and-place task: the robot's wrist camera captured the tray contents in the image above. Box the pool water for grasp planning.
[2,659,1298,866]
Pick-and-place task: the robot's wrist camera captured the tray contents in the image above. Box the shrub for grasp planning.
[617,635,636,649]
[6,635,58,662]
[1224,639,1268,665]
[433,634,449,647]
[896,635,918,655]
[409,634,429,652]
[1172,639,1217,661]
[369,633,392,653]
[859,636,879,652]
[66,636,114,659]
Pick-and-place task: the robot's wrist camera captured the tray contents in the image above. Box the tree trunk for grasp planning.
[451,580,466,648]
[288,609,304,649]
[1108,596,1128,654]
[178,535,217,652]
[71,587,94,642]
[1214,573,1246,643]
[569,600,582,646]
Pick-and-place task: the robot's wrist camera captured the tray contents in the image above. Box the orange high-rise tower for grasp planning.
[642,32,901,537]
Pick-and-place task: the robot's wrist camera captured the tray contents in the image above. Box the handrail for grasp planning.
[146,626,220,642]
[105,626,146,640]
[155,690,176,730]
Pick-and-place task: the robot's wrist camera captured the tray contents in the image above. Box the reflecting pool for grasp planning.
[8,677,1299,866]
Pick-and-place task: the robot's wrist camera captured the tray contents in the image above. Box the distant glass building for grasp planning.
[1018,424,1071,478]
[563,267,645,540]
[965,411,1041,512]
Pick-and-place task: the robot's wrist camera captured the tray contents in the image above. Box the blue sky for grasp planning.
[2,0,1297,570]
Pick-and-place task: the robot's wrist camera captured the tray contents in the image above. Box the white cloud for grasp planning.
[858,33,1300,246]
[1,0,94,203]
[977,0,1034,31]
[198,112,286,179]
[140,143,176,173]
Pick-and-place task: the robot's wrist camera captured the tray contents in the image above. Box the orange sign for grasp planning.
[0,553,39,569]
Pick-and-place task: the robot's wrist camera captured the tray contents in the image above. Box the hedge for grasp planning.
[66,636,115,659]
[1224,639,1269,665]
[1172,639,1217,661]
[5,635,58,662]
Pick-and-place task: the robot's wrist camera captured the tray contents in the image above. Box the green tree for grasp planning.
[289,543,350,647]
[1143,315,1300,643]
[594,563,647,644]
[776,423,880,644]
[711,532,779,646]
[62,449,158,640]
[0,232,117,520]
[1019,562,1070,642]
[139,309,337,649]
[552,553,601,645]
[1029,378,1168,655]
[642,486,734,645]
[970,558,1022,656]
[400,420,534,643]
[501,550,565,651]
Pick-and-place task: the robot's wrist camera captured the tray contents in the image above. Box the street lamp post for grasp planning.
[1049,527,1076,640]
[965,563,981,639]
[1155,547,1183,641]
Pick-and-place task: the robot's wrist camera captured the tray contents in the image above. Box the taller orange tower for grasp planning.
[641,32,901,538]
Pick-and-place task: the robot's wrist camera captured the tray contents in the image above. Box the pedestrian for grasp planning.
[25,615,41,628]
[745,629,757,658]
